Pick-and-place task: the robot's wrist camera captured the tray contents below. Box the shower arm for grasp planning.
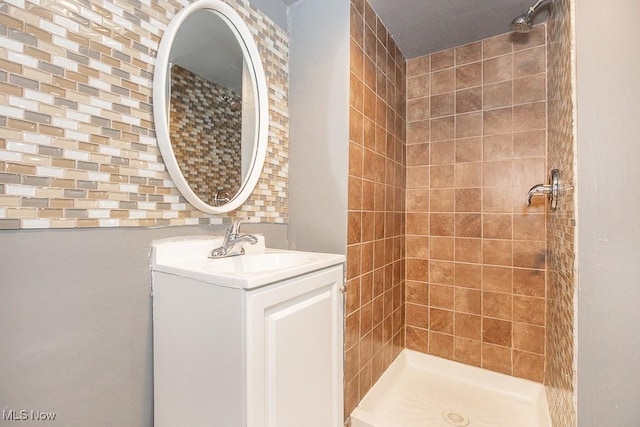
[527,0,548,15]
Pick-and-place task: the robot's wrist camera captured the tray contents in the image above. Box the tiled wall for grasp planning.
[170,64,242,205]
[345,0,406,419]
[404,26,548,382]
[546,0,577,424]
[0,0,288,229]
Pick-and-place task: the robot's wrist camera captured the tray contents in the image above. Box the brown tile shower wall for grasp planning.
[170,65,242,205]
[345,0,406,419]
[546,0,577,424]
[404,26,548,382]
[0,0,288,229]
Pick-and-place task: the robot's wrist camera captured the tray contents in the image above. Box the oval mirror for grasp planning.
[153,0,268,214]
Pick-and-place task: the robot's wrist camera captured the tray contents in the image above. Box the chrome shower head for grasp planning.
[511,13,534,33]
[511,0,548,33]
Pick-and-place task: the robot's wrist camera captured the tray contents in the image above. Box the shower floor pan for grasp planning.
[351,349,551,427]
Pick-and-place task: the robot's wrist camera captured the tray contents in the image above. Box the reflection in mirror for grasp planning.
[168,9,254,206]
[169,64,243,205]
[153,0,268,214]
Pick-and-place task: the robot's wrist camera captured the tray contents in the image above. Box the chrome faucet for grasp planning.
[526,169,560,210]
[526,183,553,205]
[210,218,258,258]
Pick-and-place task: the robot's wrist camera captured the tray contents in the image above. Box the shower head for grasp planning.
[511,13,534,33]
[511,0,548,33]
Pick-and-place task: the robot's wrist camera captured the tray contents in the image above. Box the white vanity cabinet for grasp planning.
[152,256,344,427]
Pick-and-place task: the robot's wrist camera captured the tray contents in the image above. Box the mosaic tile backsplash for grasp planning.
[0,0,288,229]
[170,64,242,205]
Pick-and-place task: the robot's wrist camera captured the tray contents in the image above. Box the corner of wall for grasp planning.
[287,0,350,254]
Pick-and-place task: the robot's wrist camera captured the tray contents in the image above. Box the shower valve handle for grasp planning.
[526,169,560,210]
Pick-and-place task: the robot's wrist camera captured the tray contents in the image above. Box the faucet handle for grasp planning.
[526,184,552,206]
[213,189,231,207]
[211,218,256,258]
[228,217,250,236]
[526,169,560,210]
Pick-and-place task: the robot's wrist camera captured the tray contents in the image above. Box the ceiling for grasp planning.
[284,0,548,58]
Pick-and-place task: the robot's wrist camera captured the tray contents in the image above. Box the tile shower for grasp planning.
[348,0,576,425]
[404,26,548,382]
[545,0,577,425]
[345,0,407,418]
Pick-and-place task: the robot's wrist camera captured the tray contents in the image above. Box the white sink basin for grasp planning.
[151,236,345,289]
[202,252,318,274]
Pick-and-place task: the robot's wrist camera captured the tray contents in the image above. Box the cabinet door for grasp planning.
[246,266,344,427]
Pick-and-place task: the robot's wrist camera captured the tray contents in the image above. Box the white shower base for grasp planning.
[351,349,551,427]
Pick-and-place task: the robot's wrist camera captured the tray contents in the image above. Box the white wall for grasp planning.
[576,1,640,425]
[287,0,350,254]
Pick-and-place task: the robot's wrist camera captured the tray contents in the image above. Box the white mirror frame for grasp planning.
[153,0,268,214]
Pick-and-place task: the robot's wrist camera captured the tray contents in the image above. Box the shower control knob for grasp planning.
[526,169,560,210]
